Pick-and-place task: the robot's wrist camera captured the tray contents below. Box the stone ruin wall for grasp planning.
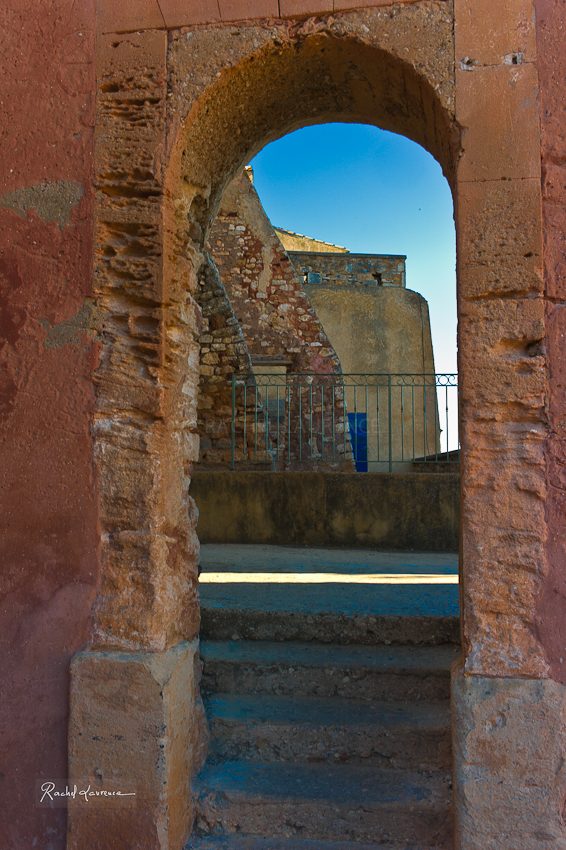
[208,173,342,373]
[199,171,353,469]
[194,255,253,467]
[289,251,407,288]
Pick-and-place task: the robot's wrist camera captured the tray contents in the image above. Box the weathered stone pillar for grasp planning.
[67,642,207,850]
[453,0,565,844]
[67,26,204,850]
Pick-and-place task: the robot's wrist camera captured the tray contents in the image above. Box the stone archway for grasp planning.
[68,5,549,848]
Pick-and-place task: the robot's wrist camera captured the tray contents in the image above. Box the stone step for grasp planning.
[201,606,459,646]
[192,762,453,847]
[205,693,451,770]
[201,640,459,702]
[187,836,444,849]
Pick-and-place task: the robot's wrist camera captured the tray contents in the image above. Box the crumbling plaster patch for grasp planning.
[0,181,84,230]
[38,297,102,350]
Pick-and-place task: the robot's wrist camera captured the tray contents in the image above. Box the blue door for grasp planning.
[347,412,368,472]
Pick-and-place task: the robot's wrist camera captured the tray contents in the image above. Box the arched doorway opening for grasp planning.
[188,116,460,845]
[169,21,458,848]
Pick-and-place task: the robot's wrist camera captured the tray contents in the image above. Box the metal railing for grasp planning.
[230,372,459,471]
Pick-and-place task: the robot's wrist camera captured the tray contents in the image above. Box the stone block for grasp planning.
[67,641,207,850]
[279,0,332,16]
[159,0,221,27]
[546,304,566,420]
[542,204,566,300]
[454,0,536,67]
[335,0,443,8]
[456,64,540,182]
[97,0,165,33]
[93,526,200,651]
[96,29,167,75]
[218,0,279,21]
[456,178,543,298]
[452,667,566,849]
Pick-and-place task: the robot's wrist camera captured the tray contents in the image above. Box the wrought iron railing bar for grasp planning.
[276,385,280,462]
[343,382,347,462]
[412,384,415,461]
[377,384,381,463]
[309,384,313,462]
[388,374,392,473]
[445,384,449,461]
[243,384,247,461]
[254,384,259,462]
[354,384,358,466]
[332,384,336,461]
[401,384,404,463]
[265,385,269,462]
[287,383,291,464]
[423,375,428,460]
[321,385,325,462]
[299,385,302,463]
[434,383,440,463]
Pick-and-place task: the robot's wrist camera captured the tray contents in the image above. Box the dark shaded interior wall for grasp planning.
[0,1,99,847]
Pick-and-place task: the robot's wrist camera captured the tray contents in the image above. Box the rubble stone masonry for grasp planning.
[208,172,343,374]
[288,251,407,288]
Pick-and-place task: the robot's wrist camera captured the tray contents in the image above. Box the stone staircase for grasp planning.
[187,545,459,850]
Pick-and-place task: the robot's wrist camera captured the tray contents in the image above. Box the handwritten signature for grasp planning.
[40,782,136,803]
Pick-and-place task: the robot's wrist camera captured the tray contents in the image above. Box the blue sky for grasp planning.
[250,123,457,375]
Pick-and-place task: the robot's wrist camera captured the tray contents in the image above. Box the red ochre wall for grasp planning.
[0,2,99,846]
[535,0,566,683]
[3,0,566,847]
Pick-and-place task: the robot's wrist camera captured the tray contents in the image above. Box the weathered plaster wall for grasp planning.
[275,228,348,253]
[304,284,435,375]
[305,284,438,465]
[191,469,460,550]
[0,2,98,847]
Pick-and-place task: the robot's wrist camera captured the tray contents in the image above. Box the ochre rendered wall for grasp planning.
[0,3,99,847]
[535,0,566,685]
[304,285,435,376]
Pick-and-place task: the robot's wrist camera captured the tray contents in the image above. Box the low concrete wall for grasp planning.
[191,471,460,551]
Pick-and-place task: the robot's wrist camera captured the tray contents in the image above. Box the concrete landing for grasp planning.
[199,545,459,645]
